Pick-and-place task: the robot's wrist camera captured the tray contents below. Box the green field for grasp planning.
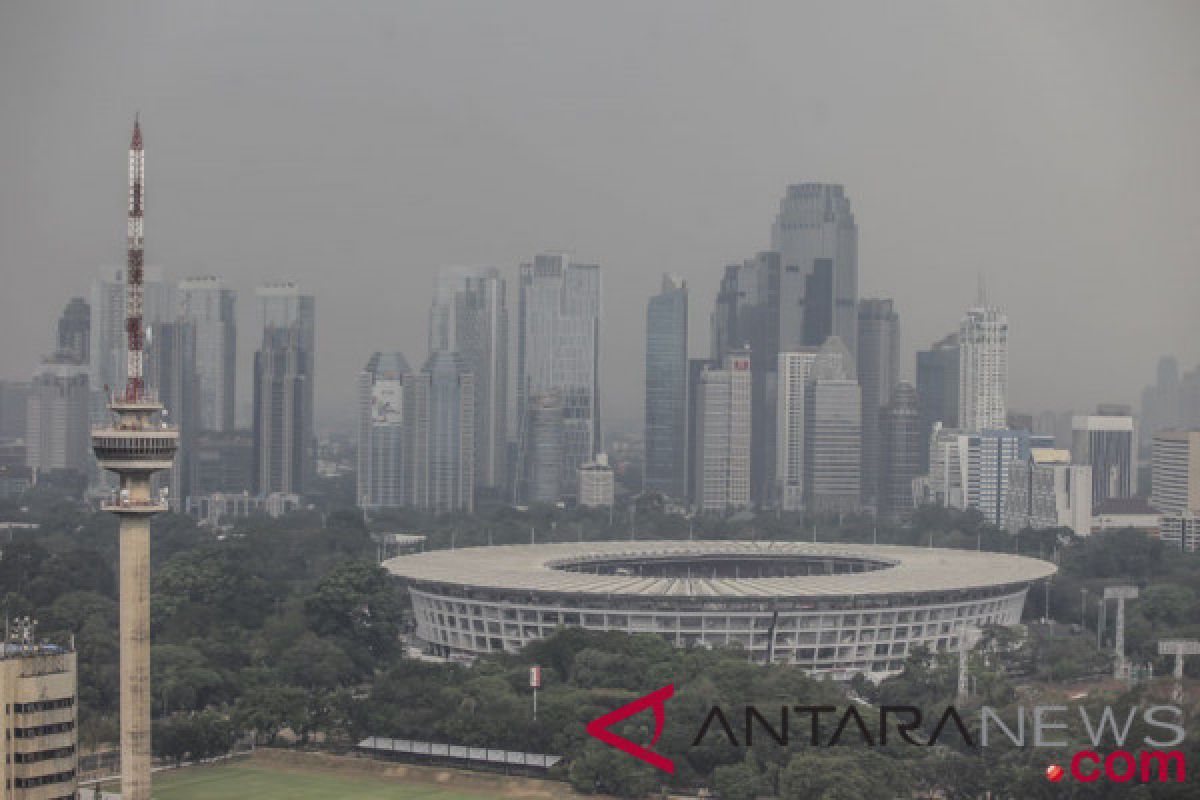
[119,763,509,799]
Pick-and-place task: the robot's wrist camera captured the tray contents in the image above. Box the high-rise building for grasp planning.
[252,284,315,495]
[25,356,91,479]
[803,338,861,513]
[1151,429,1200,515]
[693,350,752,512]
[776,348,820,512]
[578,453,615,508]
[916,333,959,470]
[0,381,30,441]
[856,298,899,507]
[1159,512,1200,553]
[710,252,781,507]
[1006,448,1092,535]
[1071,407,1136,507]
[90,265,172,395]
[644,274,689,499]
[176,277,237,432]
[524,390,564,505]
[406,352,474,512]
[1139,356,1200,451]
[771,183,859,354]
[879,381,921,519]
[454,269,508,492]
[0,624,78,800]
[147,319,198,505]
[56,297,90,365]
[517,253,600,498]
[958,305,1008,432]
[357,352,411,510]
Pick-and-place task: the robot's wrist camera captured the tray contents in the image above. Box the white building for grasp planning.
[1150,429,1200,515]
[693,351,752,512]
[578,453,615,508]
[776,348,820,512]
[1006,448,1092,535]
[958,305,1008,432]
[1159,511,1199,553]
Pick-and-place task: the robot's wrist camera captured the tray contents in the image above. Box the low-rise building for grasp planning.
[578,453,615,508]
[1091,497,1161,535]
[0,625,77,800]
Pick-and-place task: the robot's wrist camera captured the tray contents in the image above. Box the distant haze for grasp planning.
[1,1,1198,432]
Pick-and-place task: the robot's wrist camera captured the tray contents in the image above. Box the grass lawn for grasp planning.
[134,763,509,799]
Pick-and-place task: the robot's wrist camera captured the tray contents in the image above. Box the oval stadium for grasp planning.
[384,540,1056,680]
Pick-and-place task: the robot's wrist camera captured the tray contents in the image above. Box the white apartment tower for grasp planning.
[958,304,1008,432]
[693,350,752,512]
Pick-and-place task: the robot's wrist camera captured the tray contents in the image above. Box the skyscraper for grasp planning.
[406,352,474,512]
[804,338,862,513]
[517,253,600,499]
[56,297,91,365]
[771,183,859,354]
[524,390,564,505]
[26,355,91,479]
[253,284,315,495]
[856,298,899,507]
[710,252,781,507]
[357,352,412,510]
[644,274,688,499]
[879,381,921,519]
[454,269,508,492]
[916,333,960,470]
[90,265,172,395]
[776,348,819,512]
[177,276,237,432]
[147,319,198,505]
[693,350,752,512]
[958,305,1008,432]
[1071,406,1136,507]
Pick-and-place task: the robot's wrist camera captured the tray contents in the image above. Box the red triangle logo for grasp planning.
[585,684,675,774]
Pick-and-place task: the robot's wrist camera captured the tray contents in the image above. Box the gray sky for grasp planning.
[2,1,1198,432]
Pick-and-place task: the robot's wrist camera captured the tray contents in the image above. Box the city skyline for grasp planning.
[1,2,1198,431]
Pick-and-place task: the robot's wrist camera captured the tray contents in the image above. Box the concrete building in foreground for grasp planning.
[387,541,1054,680]
[0,627,77,800]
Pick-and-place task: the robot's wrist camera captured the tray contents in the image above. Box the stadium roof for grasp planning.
[384,540,1055,599]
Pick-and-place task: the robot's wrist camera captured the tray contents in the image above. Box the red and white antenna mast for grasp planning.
[124,114,146,402]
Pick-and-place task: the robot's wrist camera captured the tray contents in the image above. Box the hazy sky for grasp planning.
[2,1,1198,432]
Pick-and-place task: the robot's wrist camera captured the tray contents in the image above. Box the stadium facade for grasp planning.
[385,541,1055,680]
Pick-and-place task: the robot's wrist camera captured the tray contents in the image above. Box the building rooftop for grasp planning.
[1094,497,1161,516]
[385,540,1055,599]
